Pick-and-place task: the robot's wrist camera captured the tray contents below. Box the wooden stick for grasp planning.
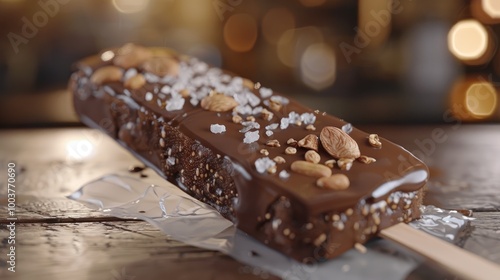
[379,223,500,280]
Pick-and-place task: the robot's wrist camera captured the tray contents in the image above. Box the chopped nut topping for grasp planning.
[286,138,298,147]
[273,156,286,164]
[313,233,327,246]
[304,150,321,164]
[297,134,319,151]
[254,82,261,90]
[324,159,336,168]
[316,174,350,190]
[285,147,297,155]
[337,158,354,171]
[354,243,367,254]
[201,93,239,112]
[261,108,274,121]
[246,116,256,122]
[291,160,332,178]
[90,66,123,85]
[267,165,277,174]
[368,134,382,148]
[124,73,146,90]
[269,99,282,112]
[180,89,190,98]
[260,149,269,156]
[305,124,316,131]
[320,126,360,159]
[232,115,243,124]
[358,155,376,164]
[266,139,281,147]
[242,78,255,89]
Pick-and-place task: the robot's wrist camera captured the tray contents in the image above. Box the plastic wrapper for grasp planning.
[69,174,474,280]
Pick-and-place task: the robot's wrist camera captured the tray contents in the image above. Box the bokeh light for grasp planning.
[277,27,324,68]
[449,77,498,121]
[223,14,258,53]
[262,8,295,45]
[112,0,149,14]
[482,0,500,19]
[300,43,336,91]
[447,19,493,65]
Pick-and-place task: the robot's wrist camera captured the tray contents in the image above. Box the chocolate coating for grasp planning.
[70,44,428,262]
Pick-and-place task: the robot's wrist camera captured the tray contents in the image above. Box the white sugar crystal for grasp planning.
[254,157,276,174]
[244,130,260,144]
[221,74,231,83]
[301,113,316,125]
[265,123,279,130]
[144,73,160,83]
[234,93,248,106]
[167,156,176,166]
[145,92,153,101]
[247,92,261,107]
[280,118,290,130]
[271,95,289,105]
[252,106,263,115]
[342,123,353,134]
[210,124,226,134]
[123,89,131,97]
[190,98,199,106]
[266,130,273,137]
[166,96,185,111]
[161,85,171,94]
[279,170,290,179]
[239,121,260,133]
[288,111,301,124]
[194,62,208,73]
[123,68,137,81]
[259,87,273,98]
[234,105,253,115]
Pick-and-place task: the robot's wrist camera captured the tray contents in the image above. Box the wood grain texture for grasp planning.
[0,222,278,280]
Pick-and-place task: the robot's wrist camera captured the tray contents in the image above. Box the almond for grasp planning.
[142,56,179,77]
[90,66,123,85]
[200,94,239,112]
[113,43,152,69]
[316,174,350,190]
[242,78,255,89]
[298,134,319,151]
[320,126,360,159]
[124,73,146,90]
[291,160,332,178]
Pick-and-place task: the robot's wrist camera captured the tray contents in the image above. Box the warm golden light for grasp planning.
[277,27,324,68]
[112,0,149,14]
[449,77,498,121]
[465,83,497,118]
[223,14,258,53]
[262,8,295,45]
[448,19,491,64]
[482,0,500,19]
[300,43,336,91]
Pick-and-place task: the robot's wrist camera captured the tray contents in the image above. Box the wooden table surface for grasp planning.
[1,124,499,280]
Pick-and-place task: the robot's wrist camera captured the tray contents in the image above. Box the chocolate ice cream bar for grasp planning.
[70,44,428,262]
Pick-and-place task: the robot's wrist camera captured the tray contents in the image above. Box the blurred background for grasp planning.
[0,0,499,127]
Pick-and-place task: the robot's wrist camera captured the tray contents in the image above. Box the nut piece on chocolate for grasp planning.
[70,44,429,263]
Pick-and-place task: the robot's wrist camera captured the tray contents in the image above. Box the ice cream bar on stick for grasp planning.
[70,43,429,262]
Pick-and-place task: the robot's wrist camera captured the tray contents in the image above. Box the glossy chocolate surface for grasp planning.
[71,44,429,261]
